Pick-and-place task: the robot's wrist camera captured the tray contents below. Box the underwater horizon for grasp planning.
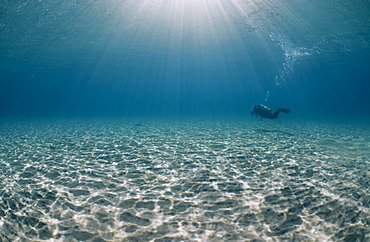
[0,0,370,241]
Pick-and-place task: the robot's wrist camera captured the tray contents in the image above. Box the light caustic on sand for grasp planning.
[0,120,369,241]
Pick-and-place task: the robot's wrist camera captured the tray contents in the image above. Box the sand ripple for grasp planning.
[0,120,369,241]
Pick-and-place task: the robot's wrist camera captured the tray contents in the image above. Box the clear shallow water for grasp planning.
[1,0,370,118]
[1,1,370,241]
[0,120,369,241]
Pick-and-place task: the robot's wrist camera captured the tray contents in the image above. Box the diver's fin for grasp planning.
[280,108,290,114]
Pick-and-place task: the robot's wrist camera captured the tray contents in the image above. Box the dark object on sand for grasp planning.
[251,104,290,121]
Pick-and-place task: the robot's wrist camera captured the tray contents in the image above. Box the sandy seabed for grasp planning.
[0,119,369,241]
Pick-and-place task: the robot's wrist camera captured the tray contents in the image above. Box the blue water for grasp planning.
[1,1,370,241]
[1,0,369,120]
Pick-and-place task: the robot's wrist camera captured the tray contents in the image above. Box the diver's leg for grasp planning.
[271,109,281,119]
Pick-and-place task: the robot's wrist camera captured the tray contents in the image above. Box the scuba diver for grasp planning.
[251,104,290,121]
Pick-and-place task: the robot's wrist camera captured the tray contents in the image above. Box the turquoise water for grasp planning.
[0,0,370,241]
[1,0,369,118]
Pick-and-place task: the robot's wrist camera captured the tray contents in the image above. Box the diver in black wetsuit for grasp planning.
[251,104,290,121]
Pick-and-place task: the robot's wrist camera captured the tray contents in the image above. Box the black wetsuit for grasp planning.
[251,104,290,121]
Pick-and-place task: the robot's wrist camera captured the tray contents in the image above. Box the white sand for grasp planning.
[0,119,369,241]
